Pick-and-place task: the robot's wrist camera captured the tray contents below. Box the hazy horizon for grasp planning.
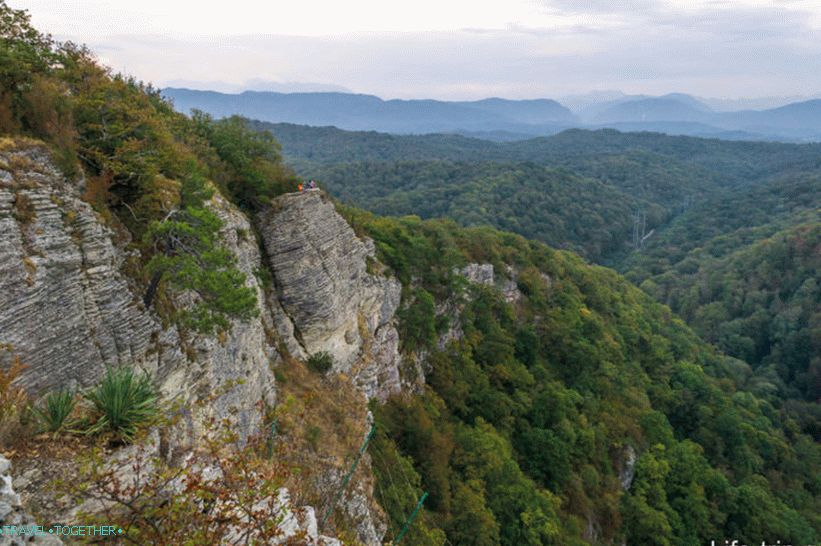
[11,0,821,102]
[159,84,818,112]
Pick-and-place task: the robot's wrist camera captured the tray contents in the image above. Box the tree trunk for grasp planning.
[143,270,163,307]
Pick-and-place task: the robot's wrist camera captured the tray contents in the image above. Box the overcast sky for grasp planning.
[11,0,821,100]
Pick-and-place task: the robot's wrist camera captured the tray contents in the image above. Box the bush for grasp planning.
[33,389,76,433]
[0,354,29,444]
[84,367,157,443]
[307,351,334,374]
[60,413,299,545]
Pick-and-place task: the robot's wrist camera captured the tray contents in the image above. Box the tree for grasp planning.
[143,172,257,334]
[0,1,57,132]
[190,112,293,209]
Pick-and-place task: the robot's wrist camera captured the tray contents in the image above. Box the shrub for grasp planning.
[306,351,334,374]
[32,389,76,433]
[0,354,29,444]
[60,413,301,545]
[84,367,157,443]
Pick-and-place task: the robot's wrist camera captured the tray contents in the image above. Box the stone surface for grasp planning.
[273,489,343,546]
[257,191,403,400]
[0,145,165,393]
[0,144,276,441]
[456,262,525,304]
[1,146,401,545]
[619,445,637,490]
[0,456,62,546]
[160,192,279,440]
[315,459,386,546]
[458,263,495,286]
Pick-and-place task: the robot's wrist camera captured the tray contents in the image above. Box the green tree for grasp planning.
[143,172,257,333]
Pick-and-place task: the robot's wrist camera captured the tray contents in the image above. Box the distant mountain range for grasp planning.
[163,88,821,142]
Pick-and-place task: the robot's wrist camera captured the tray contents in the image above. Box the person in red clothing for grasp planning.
[297,182,303,192]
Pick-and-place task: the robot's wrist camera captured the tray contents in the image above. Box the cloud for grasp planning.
[539,0,660,15]
[35,0,821,100]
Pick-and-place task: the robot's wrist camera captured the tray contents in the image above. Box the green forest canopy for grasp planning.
[339,209,821,545]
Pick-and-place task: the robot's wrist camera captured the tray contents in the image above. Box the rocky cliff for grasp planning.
[1,144,403,544]
[0,144,165,394]
[257,190,403,401]
[0,142,278,440]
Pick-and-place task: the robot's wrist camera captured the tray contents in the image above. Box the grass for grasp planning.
[84,367,158,443]
[272,352,368,511]
[32,390,76,434]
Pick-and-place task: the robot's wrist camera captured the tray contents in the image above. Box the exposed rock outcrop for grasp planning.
[0,456,62,546]
[0,143,277,439]
[458,263,495,286]
[619,445,637,490]
[0,145,168,393]
[257,191,403,401]
[2,146,400,545]
[161,192,278,439]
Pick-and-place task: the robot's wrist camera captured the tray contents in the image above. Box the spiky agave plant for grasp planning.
[32,389,76,434]
[85,367,158,443]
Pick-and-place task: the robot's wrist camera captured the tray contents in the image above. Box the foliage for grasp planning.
[84,367,158,443]
[263,121,821,180]
[143,172,258,334]
[0,353,29,444]
[345,211,821,545]
[32,389,76,434]
[0,1,292,333]
[306,351,334,374]
[398,288,437,352]
[622,175,821,435]
[60,414,303,546]
[191,112,294,210]
[260,117,821,265]
[0,2,58,134]
[314,160,661,261]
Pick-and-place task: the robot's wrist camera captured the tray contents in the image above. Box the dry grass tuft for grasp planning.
[0,354,32,448]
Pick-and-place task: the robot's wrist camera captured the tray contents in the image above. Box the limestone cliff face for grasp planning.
[0,456,62,546]
[257,191,403,401]
[0,145,167,393]
[163,191,279,437]
[0,143,276,438]
[1,145,401,545]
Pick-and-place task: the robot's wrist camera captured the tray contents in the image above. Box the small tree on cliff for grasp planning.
[143,171,257,334]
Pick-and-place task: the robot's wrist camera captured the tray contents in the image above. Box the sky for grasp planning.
[11,0,821,101]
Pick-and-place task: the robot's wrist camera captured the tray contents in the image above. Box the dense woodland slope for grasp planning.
[1,4,819,545]
[257,120,820,255]
[258,120,821,438]
[343,210,820,545]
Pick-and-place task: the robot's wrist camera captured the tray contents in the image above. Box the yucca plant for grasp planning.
[85,367,158,443]
[32,389,76,434]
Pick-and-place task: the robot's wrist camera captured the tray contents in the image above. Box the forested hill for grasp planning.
[252,121,820,265]
[344,209,821,545]
[259,120,821,442]
[1,4,819,544]
[622,176,821,435]
[255,121,821,178]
